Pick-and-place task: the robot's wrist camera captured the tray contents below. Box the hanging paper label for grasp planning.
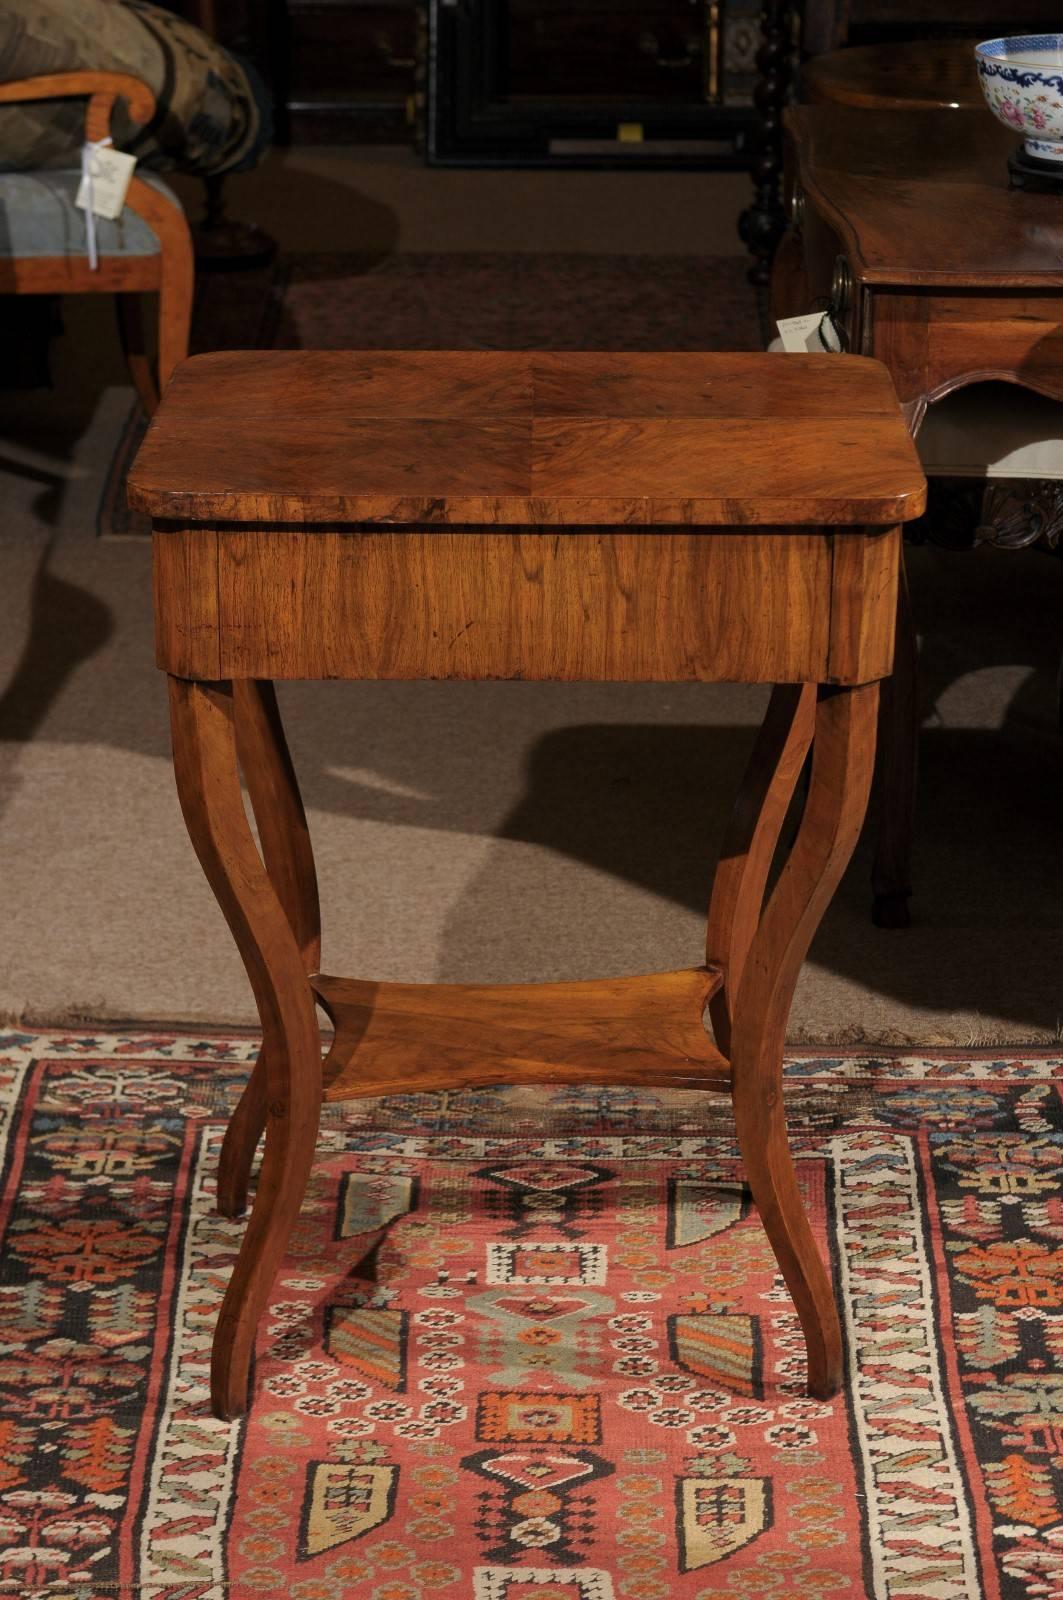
[775,312,828,353]
[76,142,137,222]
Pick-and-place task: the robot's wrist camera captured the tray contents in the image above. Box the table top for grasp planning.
[803,39,981,112]
[129,350,925,528]
[787,105,1063,289]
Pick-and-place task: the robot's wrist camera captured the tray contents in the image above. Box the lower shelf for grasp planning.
[311,965,729,1101]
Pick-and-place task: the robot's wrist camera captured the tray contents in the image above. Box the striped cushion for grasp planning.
[0,168,179,258]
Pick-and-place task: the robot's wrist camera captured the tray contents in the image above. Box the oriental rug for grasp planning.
[0,1029,1060,1599]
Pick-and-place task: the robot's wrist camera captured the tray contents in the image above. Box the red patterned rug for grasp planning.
[1,1029,1061,1600]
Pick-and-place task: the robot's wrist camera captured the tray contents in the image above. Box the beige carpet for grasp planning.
[1,154,1062,1043]
[164,145,757,259]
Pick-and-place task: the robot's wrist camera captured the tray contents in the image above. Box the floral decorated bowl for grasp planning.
[976,35,1063,162]
[973,35,1063,162]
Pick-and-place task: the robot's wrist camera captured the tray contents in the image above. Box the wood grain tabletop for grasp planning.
[128,349,926,527]
[787,105,1063,289]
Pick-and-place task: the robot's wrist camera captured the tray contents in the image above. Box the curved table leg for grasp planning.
[730,681,879,1399]
[217,680,321,1219]
[872,561,919,929]
[169,677,322,1420]
[706,683,816,1057]
[217,1059,269,1222]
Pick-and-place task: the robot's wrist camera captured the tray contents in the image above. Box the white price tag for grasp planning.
[76,143,136,221]
[776,312,828,353]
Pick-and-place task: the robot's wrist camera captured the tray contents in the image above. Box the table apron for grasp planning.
[862,290,1063,413]
[153,525,900,685]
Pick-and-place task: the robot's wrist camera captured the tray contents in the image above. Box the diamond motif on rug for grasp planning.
[0,1029,1060,1599]
[476,1392,602,1444]
[478,1162,612,1239]
[462,1447,613,1562]
[487,1242,607,1285]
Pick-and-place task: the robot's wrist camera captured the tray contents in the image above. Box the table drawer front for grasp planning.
[155,526,898,684]
[867,292,1063,411]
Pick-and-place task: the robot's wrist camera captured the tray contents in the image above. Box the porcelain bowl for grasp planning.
[976,34,1063,162]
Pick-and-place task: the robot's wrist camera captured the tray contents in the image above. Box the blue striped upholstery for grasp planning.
[0,169,180,258]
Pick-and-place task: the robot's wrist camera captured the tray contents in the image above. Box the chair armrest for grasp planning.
[0,72,156,145]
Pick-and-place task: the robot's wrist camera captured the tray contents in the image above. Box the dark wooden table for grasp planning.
[129,348,924,1418]
[739,2,1061,279]
[803,38,981,111]
[777,105,1063,927]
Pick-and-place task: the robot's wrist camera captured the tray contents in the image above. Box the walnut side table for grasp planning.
[129,349,925,1419]
[778,105,1063,927]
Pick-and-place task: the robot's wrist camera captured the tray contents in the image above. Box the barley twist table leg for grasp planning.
[168,677,322,1420]
[738,0,795,286]
[729,681,879,1399]
[217,680,321,1219]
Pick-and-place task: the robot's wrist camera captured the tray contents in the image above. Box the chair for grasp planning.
[0,72,194,414]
